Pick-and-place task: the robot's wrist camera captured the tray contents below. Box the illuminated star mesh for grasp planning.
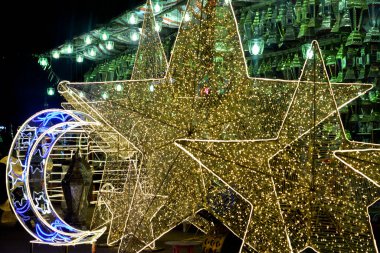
[59,0,376,252]
[268,42,380,252]
[90,0,169,245]
[130,0,167,80]
[334,148,380,187]
[179,41,380,252]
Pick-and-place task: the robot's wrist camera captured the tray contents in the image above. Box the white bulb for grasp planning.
[66,44,73,54]
[306,49,314,59]
[84,35,92,45]
[129,14,137,25]
[155,23,161,32]
[154,3,161,13]
[116,84,123,92]
[130,31,139,41]
[89,49,96,57]
[184,13,191,22]
[52,50,60,59]
[251,43,260,55]
[76,55,84,63]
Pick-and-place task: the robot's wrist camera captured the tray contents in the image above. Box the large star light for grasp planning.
[59,0,374,252]
[88,0,171,245]
[179,41,380,252]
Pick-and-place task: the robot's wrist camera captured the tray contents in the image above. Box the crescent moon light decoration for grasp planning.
[6,109,106,245]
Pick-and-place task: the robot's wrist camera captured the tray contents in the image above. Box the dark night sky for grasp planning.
[0,0,144,128]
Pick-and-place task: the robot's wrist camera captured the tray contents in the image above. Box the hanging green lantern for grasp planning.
[100,30,109,41]
[76,54,84,63]
[127,12,138,25]
[63,43,74,54]
[47,87,55,96]
[105,41,115,50]
[153,1,163,13]
[51,50,60,59]
[84,35,92,45]
[38,57,49,68]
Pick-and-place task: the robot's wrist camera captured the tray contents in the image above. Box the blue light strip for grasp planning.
[7,109,105,244]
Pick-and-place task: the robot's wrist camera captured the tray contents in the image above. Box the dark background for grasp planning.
[0,0,144,225]
[0,0,144,130]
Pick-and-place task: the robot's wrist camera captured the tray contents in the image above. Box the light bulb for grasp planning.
[100,31,109,41]
[251,43,260,55]
[47,87,55,96]
[130,30,140,41]
[306,48,314,59]
[76,54,84,63]
[128,13,138,25]
[154,2,161,13]
[115,84,123,92]
[52,50,60,59]
[101,92,108,100]
[88,48,97,57]
[105,41,114,50]
[38,57,48,67]
[155,22,162,32]
[65,44,73,54]
[84,35,92,45]
[184,12,191,22]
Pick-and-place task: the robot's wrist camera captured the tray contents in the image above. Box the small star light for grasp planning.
[59,0,375,251]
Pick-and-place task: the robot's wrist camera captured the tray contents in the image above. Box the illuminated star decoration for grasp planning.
[268,41,380,252]
[91,0,212,247]
[59,0,374,252]
[58,0,169,239]
[179,40,380,252]
[90,0,171,246]
[33,191,52,215]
